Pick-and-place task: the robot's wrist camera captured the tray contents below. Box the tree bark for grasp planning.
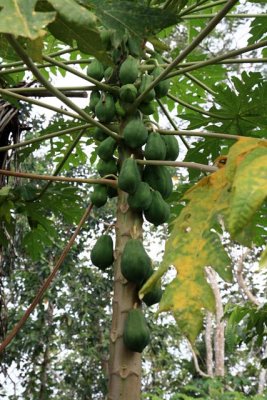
[108,150,143,399]
[205,311,214,377]
[206,267,224,377]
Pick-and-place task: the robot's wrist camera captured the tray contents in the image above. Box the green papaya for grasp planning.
[95,93,116,123]
[138,74,155,103]
[118,158,141,194]
[87,59,105,81]
[123,309,150,353]
[115,100,126,118]
[90,184,108,208]
[152,66,170,98]
[121,239,151,284]
[93,127,108,142]
[106,176,118,198]
[162,135,179,161]
[123,119,148,149]
[142,269,162,306]
[119,55,139,85]
[89,91,101,112]
[119,84,138,103]
[97,136,117,161]
[127,182,152,211]
[143,165,173,199]
[127,37,141,57]
[138,101,155,115]
[104,66,114,82]
[100,29,112,51]
[144,190,170,226]
[91,234,114,270]
[144,132,166,160]
[97,158,117,177]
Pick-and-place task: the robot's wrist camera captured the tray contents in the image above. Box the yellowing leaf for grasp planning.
[0,0,56,39]
[259,246,267,268]
[229,145,267,236]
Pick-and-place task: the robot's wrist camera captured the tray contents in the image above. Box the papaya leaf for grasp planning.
[91,0,178,39]
[45,0,110,63]
[0,0,56,39]
[228,144,267,237]
[259,245,267,268]
[142,138,267,341]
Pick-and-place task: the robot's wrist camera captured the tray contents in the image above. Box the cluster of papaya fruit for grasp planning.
[88,36,179,353]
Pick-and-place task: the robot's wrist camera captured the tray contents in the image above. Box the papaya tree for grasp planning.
[0,0,266,399]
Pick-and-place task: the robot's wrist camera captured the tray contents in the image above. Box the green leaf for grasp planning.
[91,0,178,39]
[0,0,56,39]
[45,0,110,63]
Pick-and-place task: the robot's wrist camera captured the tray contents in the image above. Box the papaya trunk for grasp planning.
[108,161,143,399]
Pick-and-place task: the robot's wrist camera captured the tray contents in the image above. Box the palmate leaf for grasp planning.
[140,138,266,342]
[0,0,56,39]
[43,0,110,62]
[91,0,178,39]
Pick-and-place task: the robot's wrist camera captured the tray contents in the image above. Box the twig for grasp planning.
[235,250,261,306]
[0,203,93,353]
[188,340,211,378]
[0,169,118,187]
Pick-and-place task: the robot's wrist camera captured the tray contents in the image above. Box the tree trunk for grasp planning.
[108,150,143,399]
[205,311,214,377]
[206,267,224,377]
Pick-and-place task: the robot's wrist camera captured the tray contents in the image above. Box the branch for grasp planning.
[43,55,119,96]
[136,159,217,173]
[168,93,232,120]
[35,128,86,201]
[188,341,211,378]
[184,72,216,96]
[157,128,241,140]
[235,250,261,306]
[0,88,81,120]
[183,13,267,19]
[0,169,118,187]
[0,203,93,353]
[167,40,267,78]
[6,35,120,141]
[0,123,93,152]
[133,0,238,106]
[156,99,190,149]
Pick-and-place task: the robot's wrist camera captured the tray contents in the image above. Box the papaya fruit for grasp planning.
[127,37,141,57]
[90,184,108,208]
[97,158,117,177]
[97,136,117,161]
[123,309,150,353]
[143,165,173,199]
[138,74,155,103]
[127,182,152,211]
[95,93,116,123]
[91,234,114,270]
[123,119,148,149]
[119,84,138,103]
[152,66,170,98]
[144,190,170,226]
[142,269,163,306]
[121,239,151,284]
[93,127,108,142]
[87,59,105,81]
[115,100,126,118]
[119,55,139,85]
[104,66,114,82]
[144,132,166,160]
[100,29,112,51]
[138,101,155,115]
[162,135,179,161]
[143,283,162,306]
[118,158,141,194]
[89,91,101,112]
